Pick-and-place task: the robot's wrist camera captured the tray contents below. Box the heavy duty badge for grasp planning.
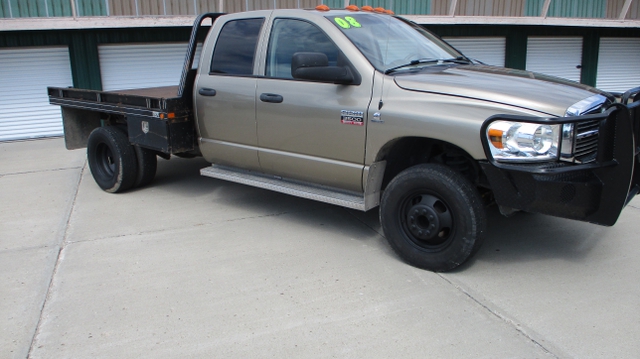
[340,110,364,126]
[141,121,150,134]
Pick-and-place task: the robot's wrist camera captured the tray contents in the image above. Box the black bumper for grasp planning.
[480,93,639,226]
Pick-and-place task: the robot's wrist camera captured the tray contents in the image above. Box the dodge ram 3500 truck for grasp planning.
[48,7,640,272]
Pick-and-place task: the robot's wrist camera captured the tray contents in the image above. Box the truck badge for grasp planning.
[340,110,364,126]
[141,121,149,134]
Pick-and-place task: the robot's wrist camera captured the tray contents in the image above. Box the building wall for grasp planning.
[2,0,639,17]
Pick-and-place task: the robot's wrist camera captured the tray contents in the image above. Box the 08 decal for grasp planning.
[334,16,362,29]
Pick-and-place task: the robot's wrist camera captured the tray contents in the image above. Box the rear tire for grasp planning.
[133,145,157,188]
[87,126,137,193]
[380,164,486,272]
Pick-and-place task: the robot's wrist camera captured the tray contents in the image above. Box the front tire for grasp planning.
[87,126,137,193]
[380,164,486,272]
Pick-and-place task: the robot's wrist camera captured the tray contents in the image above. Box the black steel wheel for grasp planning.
[380,164,486,272]
[87,126,137,193]
[133,145,157,188]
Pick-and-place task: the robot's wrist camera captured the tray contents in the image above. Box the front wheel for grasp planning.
[380,164,486,272]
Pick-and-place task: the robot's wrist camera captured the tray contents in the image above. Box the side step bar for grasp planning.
[200,164,371,211]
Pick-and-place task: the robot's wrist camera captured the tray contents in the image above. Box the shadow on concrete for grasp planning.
[454,205,607,272]
[128,157,607,271]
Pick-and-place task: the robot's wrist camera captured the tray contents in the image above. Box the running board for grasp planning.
[200,164,372,211]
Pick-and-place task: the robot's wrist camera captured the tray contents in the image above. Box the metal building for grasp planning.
[1,0,639,141]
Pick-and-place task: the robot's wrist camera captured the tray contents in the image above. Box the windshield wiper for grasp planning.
[384,58,438,74]
[384,56,471,74]
[440,56,472,64]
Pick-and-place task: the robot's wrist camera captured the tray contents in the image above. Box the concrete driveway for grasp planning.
[2,138,639,358]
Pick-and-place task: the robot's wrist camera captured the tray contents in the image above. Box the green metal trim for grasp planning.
[505,31,527,70]
[580,32,600,87]
[69,32,102,90]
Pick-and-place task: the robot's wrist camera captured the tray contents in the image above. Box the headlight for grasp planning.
[486,121,560,162]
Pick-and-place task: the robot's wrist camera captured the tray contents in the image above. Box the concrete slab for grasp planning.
[0,138,84,175]
[444,206,640,358]
[66,157,339,243]
[0,247,59,359]
[31,208,550,358]
[0,169,81,251]
[2,137,639,359]
[0,138,83,359]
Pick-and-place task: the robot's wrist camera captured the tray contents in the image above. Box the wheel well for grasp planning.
[376,137,482,190]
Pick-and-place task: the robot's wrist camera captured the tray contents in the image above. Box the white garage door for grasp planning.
[98,43,202,91]
[444,37,506,66]
[526,37,583,82]
[596,38,640,93]
[0,47,73,141]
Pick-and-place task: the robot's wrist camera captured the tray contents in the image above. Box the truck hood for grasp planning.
[393,65,604,116]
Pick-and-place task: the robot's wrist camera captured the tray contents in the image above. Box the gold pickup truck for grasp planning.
[49,8,639,271]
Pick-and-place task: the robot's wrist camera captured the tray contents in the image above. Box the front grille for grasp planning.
[573,119,600,163]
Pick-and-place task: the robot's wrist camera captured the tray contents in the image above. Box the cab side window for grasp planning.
[266,18,340,79]
[211,18,264,75]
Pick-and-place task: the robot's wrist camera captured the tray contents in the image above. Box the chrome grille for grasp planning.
[573,119,600,163]
[564,94,611,164]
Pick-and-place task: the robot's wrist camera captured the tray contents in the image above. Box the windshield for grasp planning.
[326,13,462,73]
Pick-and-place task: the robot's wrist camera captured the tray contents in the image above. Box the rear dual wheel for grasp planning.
[87,127,157,193]
[380,164,486,272]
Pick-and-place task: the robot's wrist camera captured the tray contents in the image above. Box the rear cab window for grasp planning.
[210,18,265,75]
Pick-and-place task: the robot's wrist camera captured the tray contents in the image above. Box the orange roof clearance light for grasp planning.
[384,9,394,15]
[374,7,386,13]
[315,4,330,11]
[345,5,360,11]
[361,5,374,12]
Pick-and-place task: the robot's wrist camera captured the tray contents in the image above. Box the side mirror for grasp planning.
[291,52,354,84]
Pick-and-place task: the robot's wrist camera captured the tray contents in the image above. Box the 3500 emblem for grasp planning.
[340,110,364,126]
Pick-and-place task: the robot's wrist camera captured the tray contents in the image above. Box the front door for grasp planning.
[256,17,374,192]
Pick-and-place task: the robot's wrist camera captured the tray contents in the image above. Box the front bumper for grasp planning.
[480,89,640,226]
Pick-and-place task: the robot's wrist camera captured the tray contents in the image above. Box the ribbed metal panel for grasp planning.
[0,47,73,141]
[109,0,216,16]
[627,1,640,19]
[547,0,605,18]
[351,0,431,14]
[322,0,345,9]
[168,0,196,14]
[596,37,640,93]
[444,37,506,66]
[456,0,524,16]
[0,0,73,17]
[524,0,542,16]
[431,0,450,15]
[99,42,202,91]
[526,37,582,82]
[606,0,625,19]
[76,0,108,16]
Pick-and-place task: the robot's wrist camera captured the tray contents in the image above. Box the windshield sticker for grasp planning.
[334,16,362,29]
[341,110,364,126]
